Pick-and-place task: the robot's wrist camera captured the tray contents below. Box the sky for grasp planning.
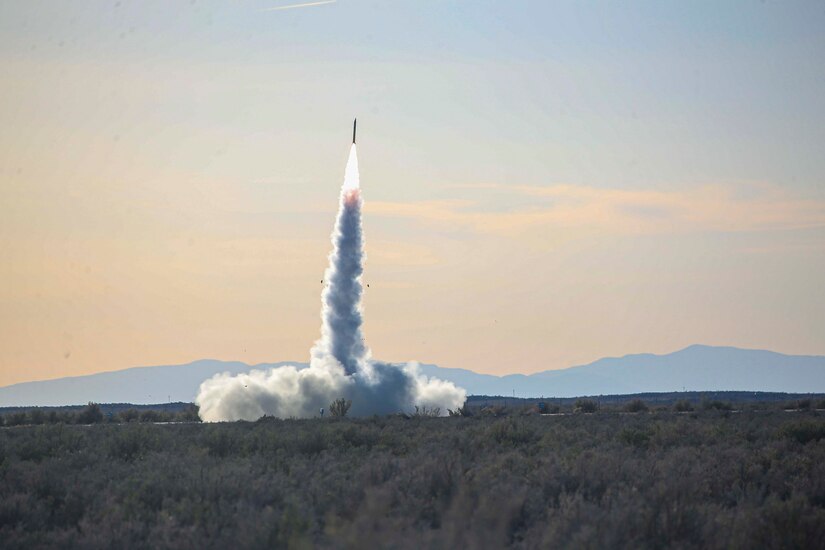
[1,0,824,387]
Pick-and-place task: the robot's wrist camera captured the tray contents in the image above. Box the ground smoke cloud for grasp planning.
[197,144,466,421]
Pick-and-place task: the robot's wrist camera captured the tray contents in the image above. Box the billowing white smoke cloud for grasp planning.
[196,144,466,421]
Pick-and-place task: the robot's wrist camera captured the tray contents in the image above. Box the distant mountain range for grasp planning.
[1,345,824,407]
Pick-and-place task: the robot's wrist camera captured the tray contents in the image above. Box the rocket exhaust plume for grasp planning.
[312,144,367,374]
[196,129,466,421]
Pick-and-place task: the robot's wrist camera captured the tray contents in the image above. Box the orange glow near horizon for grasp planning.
[1,2,824,387]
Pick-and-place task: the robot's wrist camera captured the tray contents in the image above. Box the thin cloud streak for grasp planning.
[366,183,825,239]
[261,0,336,12]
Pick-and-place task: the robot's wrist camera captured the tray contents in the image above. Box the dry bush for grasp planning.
[447,403,472,417]
[413,405,440,417]
[329,398,352,418]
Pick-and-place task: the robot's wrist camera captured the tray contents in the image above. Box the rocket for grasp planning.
[352,118,357,144]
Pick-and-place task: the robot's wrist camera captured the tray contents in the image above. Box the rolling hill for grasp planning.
[1,345,823,407]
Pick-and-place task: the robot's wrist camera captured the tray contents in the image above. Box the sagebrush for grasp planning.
[1,410,823,548]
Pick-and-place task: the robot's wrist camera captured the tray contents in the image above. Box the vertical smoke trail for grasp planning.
[311,145,369,374]
[195,139,467,421]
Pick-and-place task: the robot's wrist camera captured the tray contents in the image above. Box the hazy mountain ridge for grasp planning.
[2,345,824,407]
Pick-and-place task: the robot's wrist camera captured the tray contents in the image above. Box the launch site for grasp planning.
[1,1,824,548]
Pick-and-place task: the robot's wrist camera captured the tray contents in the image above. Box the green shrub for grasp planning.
[781,421,825,444]
[118,409,140,423]
[297,431,328,455]
[487,418,538,446]
[574,399,598,413]
[17,439,51,462]
[702,400,732,411]
[534,402,560,414]
[28,409,46,425]
[107,425,159,460]
[139,410,161,423]
[624,399,648,413]
[673,400,694,412]
[618,427,650,448]
[7,412,28,426]
[77,403,104,424]
[203,427,240,457]
[177,404,201,422]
